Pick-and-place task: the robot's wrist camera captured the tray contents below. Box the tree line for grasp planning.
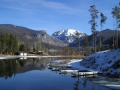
[0,33,50,55]
[0,33,31,55]
[0,33,19,55]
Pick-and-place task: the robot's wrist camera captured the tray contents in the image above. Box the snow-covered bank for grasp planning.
[69,49,120,77]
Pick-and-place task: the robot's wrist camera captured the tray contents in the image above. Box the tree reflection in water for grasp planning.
[19,60,27,67]
[0,59,18,79]
[74,80,80,90]
[73,76,88,90]
[82,78,87,88]
[0,58,52,79]
[73,75,104,90]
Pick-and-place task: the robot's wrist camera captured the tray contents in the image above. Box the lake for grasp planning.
[0,57,118,90]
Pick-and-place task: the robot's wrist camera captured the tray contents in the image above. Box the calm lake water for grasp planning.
[0,57,118,90]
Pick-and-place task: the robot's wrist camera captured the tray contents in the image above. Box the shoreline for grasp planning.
[0,55,85,60]
[0,55,62,60]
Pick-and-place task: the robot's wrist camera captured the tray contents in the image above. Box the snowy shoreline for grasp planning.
[69,48,120,77]
[68,59,98,72]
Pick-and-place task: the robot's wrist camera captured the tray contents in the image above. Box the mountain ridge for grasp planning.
[0,24,120,49]
[0,24,68,48]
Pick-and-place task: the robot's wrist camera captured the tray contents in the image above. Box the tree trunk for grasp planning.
[100,23,102,51]
[79,41,80,56]
[94,31,96,53]
[116,18,118,48]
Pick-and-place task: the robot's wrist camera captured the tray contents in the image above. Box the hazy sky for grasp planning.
[0,0,119,35]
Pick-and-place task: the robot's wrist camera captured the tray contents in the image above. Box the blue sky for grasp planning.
[0,0,119,35]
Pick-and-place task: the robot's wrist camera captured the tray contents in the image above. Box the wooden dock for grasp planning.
[71,70,98,76]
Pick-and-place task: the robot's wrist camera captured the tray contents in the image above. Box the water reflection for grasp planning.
[88,76,120,90]
[50,67,111,90]
[0,57,77,79]
[73,76,89,90]
[73,75,120,90]
[18,58,49,73]
[0,58,52,79]
[47,59,113,90]
[73,77,88,89]
[72,75,111,90]
[0,58,119,90]
[74,80,80,90]
[0,59,18,79]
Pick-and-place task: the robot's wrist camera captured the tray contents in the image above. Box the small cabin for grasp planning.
[37,51,43,55]
[14,52,28,56]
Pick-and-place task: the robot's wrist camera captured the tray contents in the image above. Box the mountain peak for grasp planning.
[53,29,83,36]
[64,29,83,36]
[52,29,85,44]
[65,29,77,36]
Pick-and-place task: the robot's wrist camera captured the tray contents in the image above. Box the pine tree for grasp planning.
[0,33,19,55]
[13,36,19,53]
[112,5,120,48]
[100,12,107,50]
[0,35,1,54]
[75,30,81,55]
[98,38,102,51]
[5,33,10,54]
[84,34,90,55]
[89,5,99,53]
[8,34,14,54]
[19,44,26,52]
[36,42,41,53]
[0,37,2,53]
[0,34,5,54]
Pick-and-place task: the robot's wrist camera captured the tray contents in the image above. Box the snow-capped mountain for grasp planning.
[52,29,85,44]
